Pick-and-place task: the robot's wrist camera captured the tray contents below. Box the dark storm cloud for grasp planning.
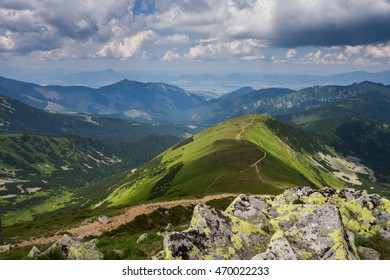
[149,0,390,47]
[266,0,390,47]
[271,16,390,47]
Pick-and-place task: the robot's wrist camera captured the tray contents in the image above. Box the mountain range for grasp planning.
[0,74,389,260]
[0,76,205,124]
[1,68,390,94]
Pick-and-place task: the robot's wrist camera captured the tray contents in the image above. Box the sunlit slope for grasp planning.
[103,115,347,207]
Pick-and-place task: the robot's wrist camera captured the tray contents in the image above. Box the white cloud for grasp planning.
[186,38,264,60]
[162,50,180,61]
[97,30,157,59]
[156,34,190,44]
[345,45,364,55]
[0,30,15,51]
[365,43,390,58]
[286,49,297,59]
[346,42,390,58]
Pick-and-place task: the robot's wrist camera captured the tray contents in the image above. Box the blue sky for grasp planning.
[1,0,390,74]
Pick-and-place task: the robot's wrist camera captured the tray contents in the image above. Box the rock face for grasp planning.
[32,234,103,260]
[164,187,390,260]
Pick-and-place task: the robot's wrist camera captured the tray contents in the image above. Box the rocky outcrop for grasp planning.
[163,187,390,260]
[30,234,103,260]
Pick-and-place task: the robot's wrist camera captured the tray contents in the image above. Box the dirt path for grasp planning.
[235,115,256,140]
[14,193,236,249]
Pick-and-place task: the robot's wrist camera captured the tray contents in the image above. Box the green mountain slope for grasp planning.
[276,82,390,196]
[100,114,350,207]
[0,95,199,144]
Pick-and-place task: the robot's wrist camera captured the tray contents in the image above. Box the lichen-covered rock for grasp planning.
[340,194,390,239]
[262,205,359,260]
[225,194,272,229]
[162,188,389,260]
[97,215,110,224]
[40,234,103,260]
[273,187,366,207]
[357,246,381,260]
[268,204,317,232]
[164,203,270,260]
[27,246,41,258]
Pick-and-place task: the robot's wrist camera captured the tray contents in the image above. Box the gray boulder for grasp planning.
[259,205,359,260]
[164,203,270,260]
[40,234,103,260]
[357,246,381,260]
[27,246,41,258]
[225,194,272,229]
[97,215,110,224]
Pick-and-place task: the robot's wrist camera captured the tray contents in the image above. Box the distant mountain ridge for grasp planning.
[0,76,205,123]
[1,68,389,93]
[1,76,389,126]
[186,81,389,125]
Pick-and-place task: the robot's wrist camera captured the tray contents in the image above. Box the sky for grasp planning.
[1,0,390,74]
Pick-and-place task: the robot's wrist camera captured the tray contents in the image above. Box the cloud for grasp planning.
[1,0,390,68]
[346,42,390,58]
[186,38,264,60]
[286,49,297,59]
[162,50,180,61]
[0,0,136,53]
[96,30,157,59]
[156,34,190,44]
[146,0,390,47]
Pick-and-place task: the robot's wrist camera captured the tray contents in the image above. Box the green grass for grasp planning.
[356,233,390,260]
[103,114,348,208]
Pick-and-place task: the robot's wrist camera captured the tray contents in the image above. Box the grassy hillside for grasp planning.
[100,114,348,207]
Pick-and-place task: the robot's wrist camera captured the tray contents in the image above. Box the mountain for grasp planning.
[187,81,390,125]
[98,114,358,208]
[0,76,205,123]
[0,95,199,144]
[274,83,390,196]
[2,68,389,95]
[0,95,200,226]
[186,87,295,124]
[278,81,390,126]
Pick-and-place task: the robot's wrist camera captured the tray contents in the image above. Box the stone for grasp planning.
[340,194,390,239]
[97,215,110,224]
[40,234,104,260]
[0,244,12,252]
[357,246,381,260]
[264,205,358,260]
[162,187,389,260]
[164,203,270,260]
[225,194,272,229]
[27,246,41,258]
[136,233,149,244]
[165,223,174,231]
[152,250,165,260]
